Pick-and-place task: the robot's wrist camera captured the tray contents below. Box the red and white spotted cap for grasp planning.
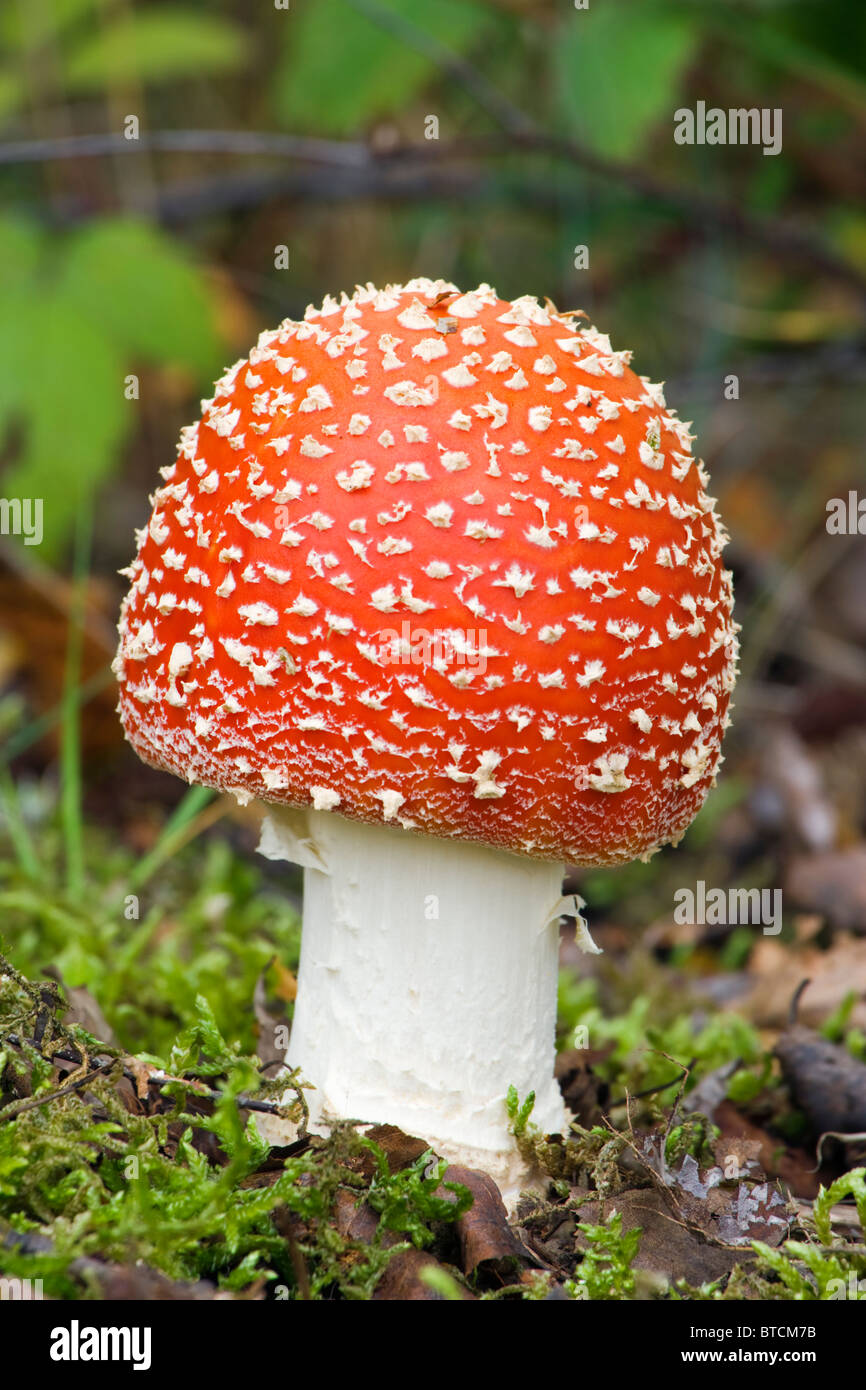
[115,280,738,866]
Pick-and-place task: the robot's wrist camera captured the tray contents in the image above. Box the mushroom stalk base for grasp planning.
[258,808,567,1198]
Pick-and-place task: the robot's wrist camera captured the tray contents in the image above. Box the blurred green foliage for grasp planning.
[272,0,495,135]
[0,0,863,1306]
[63,9,249,91]
[0,807,300,1058]
[0,0,863,558]
[0,2,249,121]
[554,3,698,159]
[557,970,765,1100]
[0,214,223,557]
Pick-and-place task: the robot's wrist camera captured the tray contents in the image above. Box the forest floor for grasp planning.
[1,766,865,1301]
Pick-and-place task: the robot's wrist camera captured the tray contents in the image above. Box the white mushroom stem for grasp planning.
[257,807,569,1198]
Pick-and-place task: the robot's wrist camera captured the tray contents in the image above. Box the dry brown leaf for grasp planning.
[738,933,866,1029]
[0,548,120,757]
[785,846,866,934]
[270,960,298,1002]
[54,978,115,1044]
[712,1100,822,1200]
[438,1165,525,1275]
[345,1124,430,1183]
[373,1249,473,1300]
[572,1188,746,1286]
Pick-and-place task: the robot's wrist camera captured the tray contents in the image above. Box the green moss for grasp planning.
[0,820,300,1057]
[565,1211,642,1300]
[557,970,767,1103]
[0,951,481,1300]
[365,1146,473,1249]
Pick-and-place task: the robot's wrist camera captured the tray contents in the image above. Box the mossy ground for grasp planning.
[0,785,864,1300]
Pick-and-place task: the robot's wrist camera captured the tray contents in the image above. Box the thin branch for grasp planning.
[608,1058,696,1110]
[272,1204,312,1300]
[0,130,369,167]
[814,1131,866,1169]
[2,1031,303,1119]
[0,1063,113,1123]
[789,978,811,1026]
[2,129,864,299]
[496,130,866,302]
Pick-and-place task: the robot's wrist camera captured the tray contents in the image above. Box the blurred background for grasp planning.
[1,0,865,1106]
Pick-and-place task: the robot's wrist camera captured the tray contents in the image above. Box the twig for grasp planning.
[273,1204,312,1300]
[1,950,306,1120]
[2,129,864,299]
[789,978,811,1026]
[608,1058,695,1110]
[2,1031,302,1118]
[814,1131,866,1169]
[0,1063,114,1122]
[0,129,368,166]
[659,1053,695,1187]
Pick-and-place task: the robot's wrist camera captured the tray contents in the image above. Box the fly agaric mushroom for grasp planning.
[115,279,738,1192]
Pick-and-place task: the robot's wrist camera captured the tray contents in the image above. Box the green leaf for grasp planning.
[0,217,225,558]
[0,215,41,297]
[723,13,866,116]
[554,2,697,160]
[505,1085,535,1137]
[366,1148,473,1248]
[58,218,220,375]
[0,68,25,124]
[0,290,128,557]
[814,1168,866,1245]
[819,989,857,1043]
[0,235,38,432]
[783,1241,848,1299]
[63,8,250,90]
[0,0,101,53]
[272,0,492,134]
[418,1265,465,1300]
[726,1068,763,1105]
[750,1240,815,1297]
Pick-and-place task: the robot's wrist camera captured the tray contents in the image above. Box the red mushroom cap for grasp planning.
[115,280,738,865]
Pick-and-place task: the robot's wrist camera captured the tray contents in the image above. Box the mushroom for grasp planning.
[115,279,738,1195]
